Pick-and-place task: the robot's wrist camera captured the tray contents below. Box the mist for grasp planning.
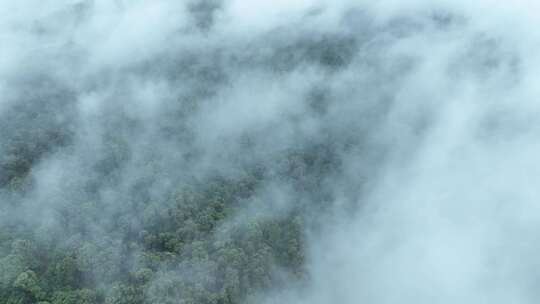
[1,0,540,303]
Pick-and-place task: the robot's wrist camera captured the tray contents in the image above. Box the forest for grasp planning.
[1,2,362,303]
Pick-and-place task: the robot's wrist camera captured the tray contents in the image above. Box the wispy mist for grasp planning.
[1,0,540,303]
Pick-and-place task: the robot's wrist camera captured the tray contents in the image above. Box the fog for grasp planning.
[2,0,540,303]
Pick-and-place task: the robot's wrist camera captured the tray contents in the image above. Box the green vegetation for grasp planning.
[0,172,310,303]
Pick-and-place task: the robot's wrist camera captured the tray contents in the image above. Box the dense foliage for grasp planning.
[0,150,323,303]
[0,96,345,303]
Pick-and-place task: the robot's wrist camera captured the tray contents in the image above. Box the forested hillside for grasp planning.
[3,1,540,304]
[0,2,373,303]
